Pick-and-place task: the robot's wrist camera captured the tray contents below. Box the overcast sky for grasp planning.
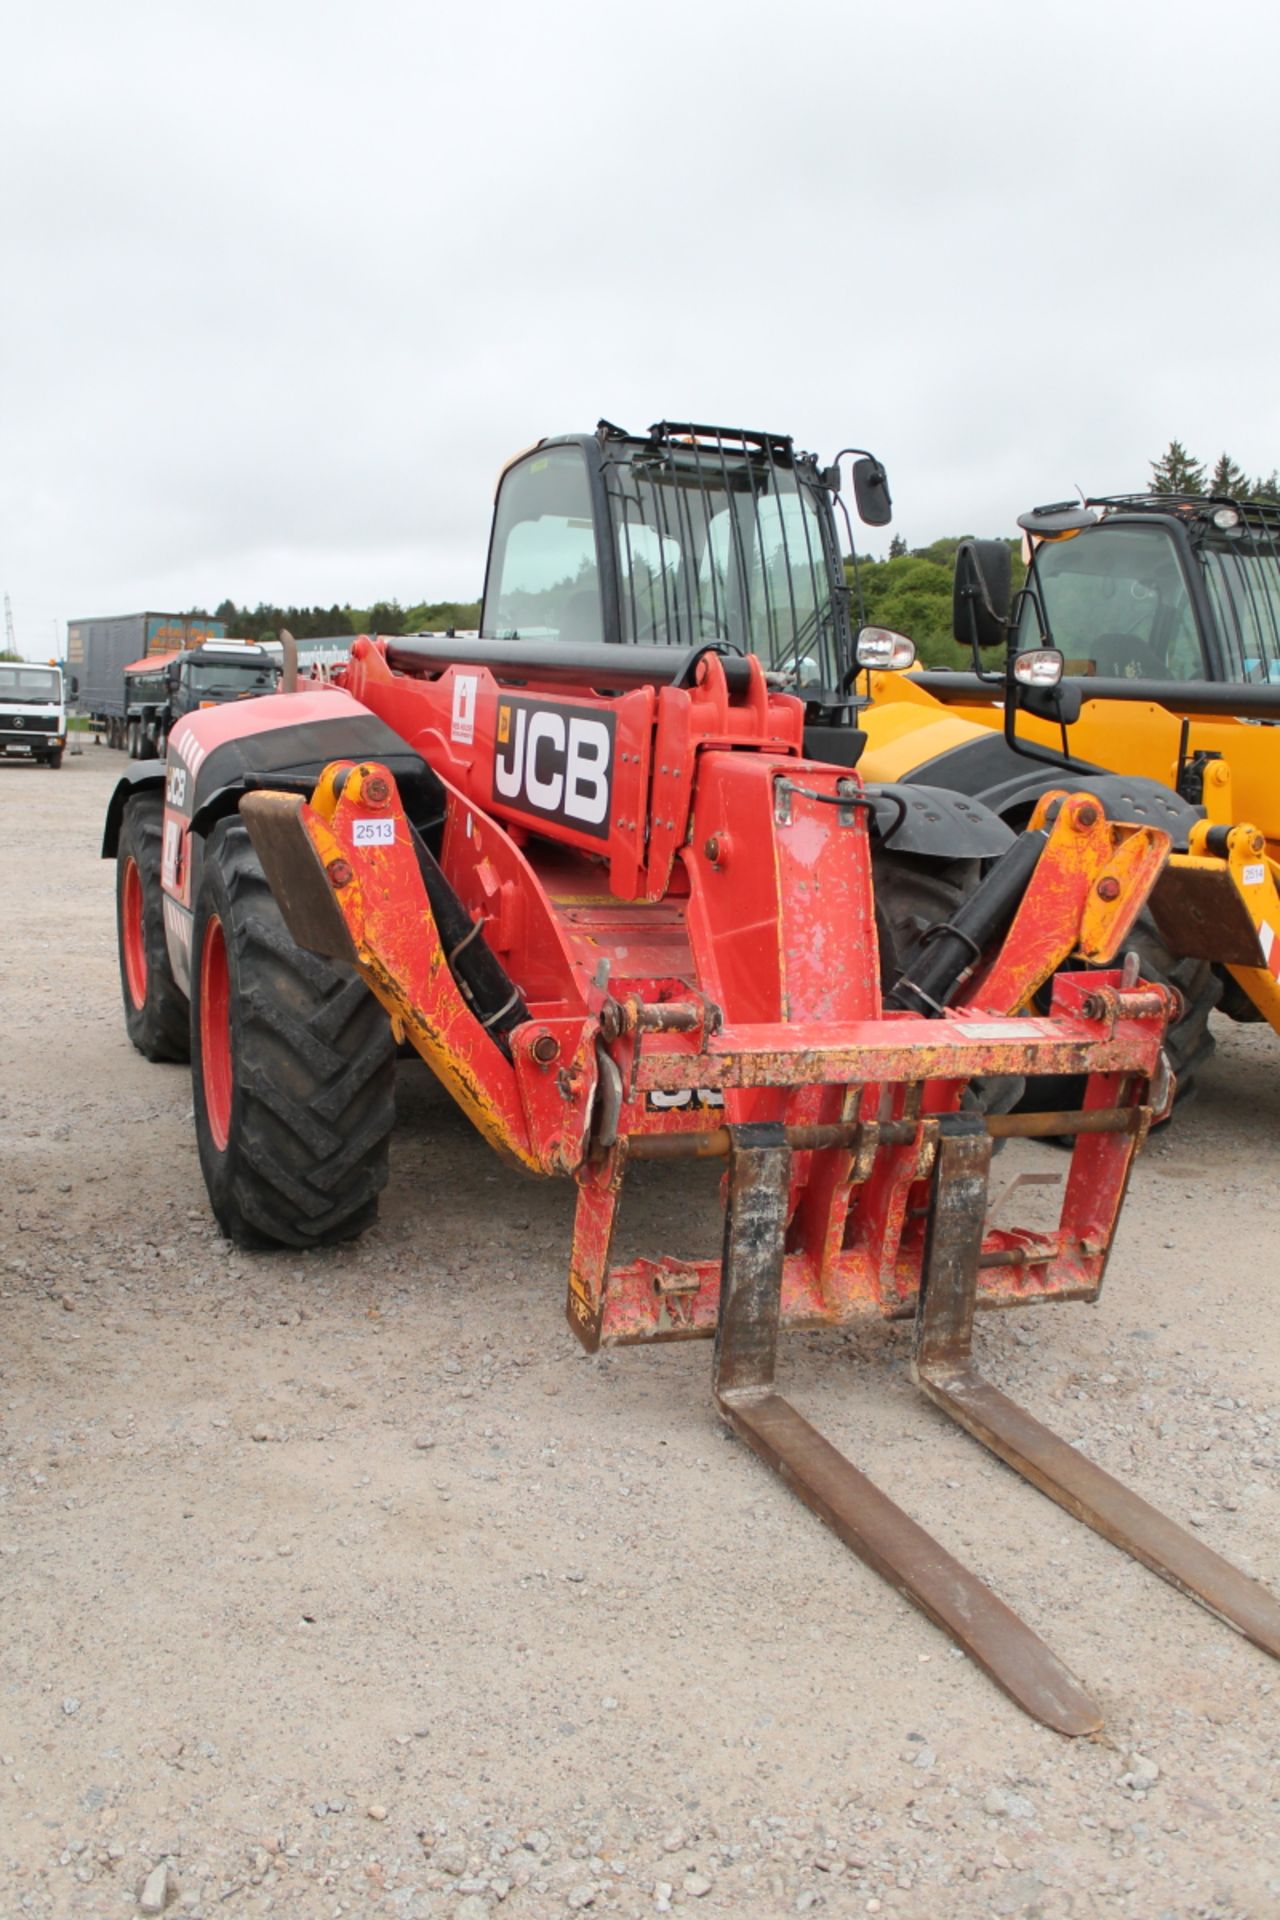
[4,0,1279,656]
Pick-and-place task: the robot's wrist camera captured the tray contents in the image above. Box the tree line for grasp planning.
[201,598,481,642]
[1149,440,1279,500]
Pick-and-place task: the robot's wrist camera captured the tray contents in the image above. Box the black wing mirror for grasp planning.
[953,539,1012,650]
[851,456,893,528]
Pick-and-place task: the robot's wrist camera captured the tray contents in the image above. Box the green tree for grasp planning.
[1208,452,1249,499]
[364,601,406,637]
[888,534,908,559]
[404,599,482,631]
[1251,470,1280,503]
[1149,440,1205,495]
[848,537,1025,668]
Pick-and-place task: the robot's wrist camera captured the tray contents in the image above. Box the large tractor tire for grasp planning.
[871,849,978,993]
[116,794,190,1062]
[190,818,396,1250]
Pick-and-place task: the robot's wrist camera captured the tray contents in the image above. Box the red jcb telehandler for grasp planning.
[104,421,1280,1732]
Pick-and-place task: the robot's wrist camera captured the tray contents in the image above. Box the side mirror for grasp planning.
[70,676,79,696]
[953,538,1012,650]
[855,626,916,671]
[852,456,893,527]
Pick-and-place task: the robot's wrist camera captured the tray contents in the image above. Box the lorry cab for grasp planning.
[0,661,67,768]
[166,641,280,722]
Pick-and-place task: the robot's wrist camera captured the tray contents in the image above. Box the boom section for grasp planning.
[342,634,803,900]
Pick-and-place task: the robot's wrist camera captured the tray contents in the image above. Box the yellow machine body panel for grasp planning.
[862,670,1280,862]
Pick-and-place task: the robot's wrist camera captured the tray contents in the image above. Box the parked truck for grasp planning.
[121,640,280,757]
[0,659,68,767]
[67,612,228,748]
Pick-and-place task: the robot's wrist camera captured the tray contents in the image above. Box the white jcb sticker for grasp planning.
[451,673,478,745]
[1242,861,1267,888]
[351,817,396,846]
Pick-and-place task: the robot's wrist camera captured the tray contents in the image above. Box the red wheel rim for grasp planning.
[121,858,148,1009]
[200,915,233,1151]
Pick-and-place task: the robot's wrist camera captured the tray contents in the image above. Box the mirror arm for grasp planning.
[956,593,1004,684]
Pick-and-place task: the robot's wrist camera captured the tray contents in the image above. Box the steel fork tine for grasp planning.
[712,1123,1103,1735]
[914,1117,1280,1664]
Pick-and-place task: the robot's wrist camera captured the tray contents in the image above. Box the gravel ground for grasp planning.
[1,745,1278,1920]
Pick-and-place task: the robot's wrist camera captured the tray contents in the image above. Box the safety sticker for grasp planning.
[351,818,396,846]
[1242,862,1267,887]
[451,673,478,745]
[953,1019,1045,1040]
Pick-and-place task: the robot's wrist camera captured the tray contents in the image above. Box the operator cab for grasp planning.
[479,421,897,720]
[1017,494,1280,688]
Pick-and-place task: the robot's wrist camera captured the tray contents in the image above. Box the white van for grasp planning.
[0,662,68,767]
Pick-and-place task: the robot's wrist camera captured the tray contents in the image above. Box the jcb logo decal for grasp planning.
[493,697,614,839]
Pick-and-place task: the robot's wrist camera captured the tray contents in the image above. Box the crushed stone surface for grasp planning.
[1,747,1277,1918]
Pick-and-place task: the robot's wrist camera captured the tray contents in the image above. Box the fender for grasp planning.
[105,686,441,998]
[898,731,1203,849]
[866,781,1016,860]
[101,761,166,859]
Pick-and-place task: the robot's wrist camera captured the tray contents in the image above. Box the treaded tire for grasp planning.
[190,818,395,1250]
[871,850,979,994]
[1121,920,1221,1088]
[117,794,190,1062]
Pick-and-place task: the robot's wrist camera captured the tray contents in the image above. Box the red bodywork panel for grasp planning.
[171,642,1173,1351]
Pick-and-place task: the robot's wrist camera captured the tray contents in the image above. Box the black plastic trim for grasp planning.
[101,763,167,858]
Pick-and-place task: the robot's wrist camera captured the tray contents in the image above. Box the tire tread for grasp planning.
[192,822,394,1248]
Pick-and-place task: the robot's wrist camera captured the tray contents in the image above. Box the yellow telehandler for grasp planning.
[857,492,1280,1092]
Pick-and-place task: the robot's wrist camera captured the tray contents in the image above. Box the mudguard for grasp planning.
[101,761,167,858]
[898,732,1203,849]
[866,782,1016,859]
[107,688,441,999]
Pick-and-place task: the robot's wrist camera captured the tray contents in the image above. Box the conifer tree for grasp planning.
[1208,452,1249,498]
[1150,440,1205,496]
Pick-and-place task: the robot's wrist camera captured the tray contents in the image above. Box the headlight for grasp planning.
[1013,648,1064,689]
[855,626,917,670]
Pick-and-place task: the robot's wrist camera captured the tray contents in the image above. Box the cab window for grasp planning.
[1021,525,1203,680]
[482,447,604,645]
